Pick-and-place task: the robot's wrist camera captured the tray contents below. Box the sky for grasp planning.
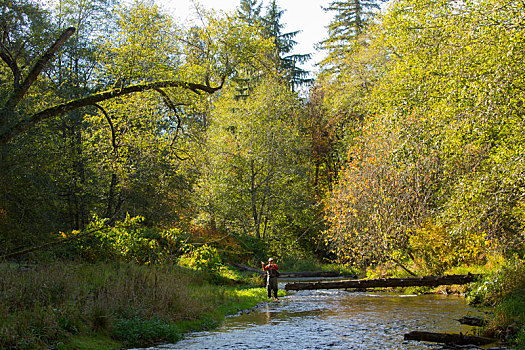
[156,0,334,76]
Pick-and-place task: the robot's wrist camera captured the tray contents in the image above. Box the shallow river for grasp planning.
[135,280,484,350]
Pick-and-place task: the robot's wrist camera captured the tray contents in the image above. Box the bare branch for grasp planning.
[94,103,118,152]
[154,87,183,143]
[0,79,224,145]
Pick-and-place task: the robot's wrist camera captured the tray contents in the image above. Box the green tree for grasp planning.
[0,0,67,245]
[319,0,385,72]
[262,0,311,89]
[322,0,525,270]
[0,0,273,248]
[196,78,317,256]
[237,0,261,23]
[47,0,116,230]
[316,0,386,187]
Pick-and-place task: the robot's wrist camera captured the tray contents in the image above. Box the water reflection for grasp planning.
[134,289,483,350]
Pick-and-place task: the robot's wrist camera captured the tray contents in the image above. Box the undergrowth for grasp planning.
[468,258,525,347]
[0,262,268,349]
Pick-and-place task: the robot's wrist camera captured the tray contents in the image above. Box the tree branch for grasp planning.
[0,79,224,145]
[0,225,107,261]
[0,44,22,89]
[154,87,184,142]
[2,27,76,112]
[94,103,117,151]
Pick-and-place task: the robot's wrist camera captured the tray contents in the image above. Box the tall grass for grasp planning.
[0,262,267,349]
[468,258,525,347]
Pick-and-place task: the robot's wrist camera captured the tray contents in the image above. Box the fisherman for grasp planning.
[261,257,279,300]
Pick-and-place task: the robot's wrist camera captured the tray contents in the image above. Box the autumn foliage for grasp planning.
[321,0,525,270]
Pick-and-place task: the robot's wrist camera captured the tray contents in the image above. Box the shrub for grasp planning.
[469,259,525,306]
[179,244,222,272]
[61,215,191,264]
[409,221,486,275]
[468,259,525,346]
[112,316,182,346]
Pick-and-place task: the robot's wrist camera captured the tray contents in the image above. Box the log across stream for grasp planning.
[285,274,480,291]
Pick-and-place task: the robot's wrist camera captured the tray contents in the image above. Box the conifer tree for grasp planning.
[234,0,264,99]
[262,0,311,89]
[320,0,385,72]
[237,0,262,24]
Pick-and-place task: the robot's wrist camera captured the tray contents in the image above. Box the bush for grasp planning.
[179,244,222,272]
[469,259,525,306]
[468,259,525,346]
[409,221,488,275]
[112,316,182,346]
[61,215,191,264]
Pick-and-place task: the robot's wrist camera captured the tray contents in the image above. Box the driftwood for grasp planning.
[285,274,480,291]
[404,331,496,346]
[228,262,351,278]
[458,316,487,327]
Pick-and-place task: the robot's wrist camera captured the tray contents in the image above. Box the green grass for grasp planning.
[0,262,271,349]
[466,258,525,347]
[60,335,120,350]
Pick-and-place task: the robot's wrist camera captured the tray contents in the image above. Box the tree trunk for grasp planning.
[280,271,355,278]
[105,173,120,225]
[74,115,87,230]
[250,159,259,238]
[285,274,481,291]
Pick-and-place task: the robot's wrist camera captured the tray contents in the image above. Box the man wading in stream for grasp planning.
[262,258,280,300]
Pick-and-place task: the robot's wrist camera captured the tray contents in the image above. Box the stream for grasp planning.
[134,279,485,350]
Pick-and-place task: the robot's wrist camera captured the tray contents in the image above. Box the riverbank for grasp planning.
[0,262,280,349]
[364,259,525,348]
[2,258,523,349]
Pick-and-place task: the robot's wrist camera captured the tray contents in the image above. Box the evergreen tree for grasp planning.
[237,0,261,24]
[262,0,311,89]
[320,0,385,72]
[234,0,264,99]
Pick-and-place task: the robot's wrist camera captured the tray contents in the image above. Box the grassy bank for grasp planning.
[0,262,271,349]
[467,259,525,348]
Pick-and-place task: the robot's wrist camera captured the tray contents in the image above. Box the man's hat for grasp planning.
[268,258,273,262]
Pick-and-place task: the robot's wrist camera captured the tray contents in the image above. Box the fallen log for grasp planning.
[404,331,496,346]
[228,262,350,278]
[285,274,480,291]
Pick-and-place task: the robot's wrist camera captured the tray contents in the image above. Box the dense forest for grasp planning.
[0,0,322,261]
[1,0,525,348]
